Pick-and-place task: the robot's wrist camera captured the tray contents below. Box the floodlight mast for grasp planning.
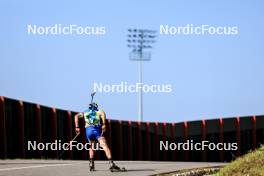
[127,29,156,122]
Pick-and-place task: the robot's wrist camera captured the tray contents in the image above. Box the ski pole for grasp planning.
[58,133,80,159]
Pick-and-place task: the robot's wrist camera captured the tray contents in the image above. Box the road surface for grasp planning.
[0,160,226,176]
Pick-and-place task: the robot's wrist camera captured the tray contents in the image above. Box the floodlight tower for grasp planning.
[127,29,156,121]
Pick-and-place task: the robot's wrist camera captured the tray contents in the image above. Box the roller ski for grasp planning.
[89,159,95,171]
[109,161,126,172]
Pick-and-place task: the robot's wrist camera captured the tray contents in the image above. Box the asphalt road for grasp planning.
[0,160,226,176]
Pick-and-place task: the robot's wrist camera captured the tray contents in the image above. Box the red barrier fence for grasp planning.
[0,96,7,159]
[0,96,264,162]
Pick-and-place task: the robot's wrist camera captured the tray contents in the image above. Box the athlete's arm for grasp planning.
[100,110,107,133]
[74,113,83,134]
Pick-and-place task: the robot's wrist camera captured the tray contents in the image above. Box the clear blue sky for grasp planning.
[0,0,264,122]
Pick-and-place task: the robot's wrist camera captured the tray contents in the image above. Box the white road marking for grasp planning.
[0,163,79,172]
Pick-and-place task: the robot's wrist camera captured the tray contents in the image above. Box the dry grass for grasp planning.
[214,145,264,176]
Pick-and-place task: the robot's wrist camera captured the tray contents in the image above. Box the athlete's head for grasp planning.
[89,102,98,111]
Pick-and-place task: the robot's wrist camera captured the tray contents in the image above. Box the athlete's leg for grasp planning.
[86,127,96,171]
[93,126,121,170]
[88,141,96,171]
[98,137,112,159]
[98,137,121,170]
[89,141,96,159]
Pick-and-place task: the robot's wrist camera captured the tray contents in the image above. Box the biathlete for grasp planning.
[74,101,123,172]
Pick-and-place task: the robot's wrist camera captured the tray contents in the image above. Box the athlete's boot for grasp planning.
[109,160,125,172]
[89,159,95,171]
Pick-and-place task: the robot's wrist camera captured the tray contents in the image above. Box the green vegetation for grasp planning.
[215,145,264,176]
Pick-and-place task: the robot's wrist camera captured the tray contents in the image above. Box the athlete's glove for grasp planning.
[75,127,80,134]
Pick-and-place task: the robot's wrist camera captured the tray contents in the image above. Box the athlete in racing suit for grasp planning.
[74,103,120,171]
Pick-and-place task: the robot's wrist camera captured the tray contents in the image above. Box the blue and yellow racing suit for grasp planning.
[82,109,102,141]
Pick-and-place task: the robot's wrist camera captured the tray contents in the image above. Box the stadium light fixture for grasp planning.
[127,28,156,121]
